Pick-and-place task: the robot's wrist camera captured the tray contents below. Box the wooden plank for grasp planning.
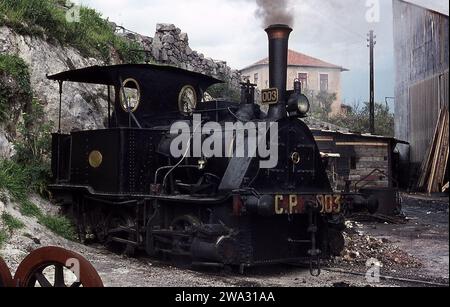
[314,136,334,142]
[433,110,448,192]
[416,131,434,188]
[418,108,445,189]
[427,109,447,193]
[431,109,449,192]
[417,108,444,189]
[443,182,449,193]
[335,142,388,147]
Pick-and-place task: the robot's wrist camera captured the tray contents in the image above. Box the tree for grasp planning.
[304,90,337,121]
[207,83,240,101]
[328,102,395,137]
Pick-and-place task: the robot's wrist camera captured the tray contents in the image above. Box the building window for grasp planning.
[298,73,308,91]
[320,74,329,92]
[254,73,259,84]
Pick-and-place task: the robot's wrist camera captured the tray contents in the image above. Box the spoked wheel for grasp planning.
[13,246,103,287]
[0,257,13,287]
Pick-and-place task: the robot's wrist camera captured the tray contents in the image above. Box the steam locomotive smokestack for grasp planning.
[265,24,292,120]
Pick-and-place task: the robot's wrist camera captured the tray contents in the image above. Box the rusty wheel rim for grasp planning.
[13,246,103,287]
[0,257,14,287]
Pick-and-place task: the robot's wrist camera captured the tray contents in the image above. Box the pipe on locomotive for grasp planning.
[265,24,293,120]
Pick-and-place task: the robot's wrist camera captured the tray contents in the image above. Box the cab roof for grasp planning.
[47,63,223,88]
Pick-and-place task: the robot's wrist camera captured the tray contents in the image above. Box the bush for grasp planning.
[13,99,53,196]
[0,0,144,63]
[207,83,240,101]
[0,56,51,198]
[329,102,395,137]
[0,54,31,93]
[0,54,32,122]
[304,90,337,121]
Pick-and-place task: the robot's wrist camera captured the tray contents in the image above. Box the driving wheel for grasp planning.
[13,246,103,287]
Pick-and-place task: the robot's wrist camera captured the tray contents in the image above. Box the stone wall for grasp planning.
[116,23,241,89]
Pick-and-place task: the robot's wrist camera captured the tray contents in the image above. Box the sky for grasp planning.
[76,0,449,109]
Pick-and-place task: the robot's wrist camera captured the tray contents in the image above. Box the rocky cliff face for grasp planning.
[0,23,241,157]
[0,25,108,133]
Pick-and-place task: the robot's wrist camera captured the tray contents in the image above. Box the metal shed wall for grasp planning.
[393,0,449,164]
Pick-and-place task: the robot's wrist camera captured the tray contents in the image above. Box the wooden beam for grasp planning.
[314,136,334,142]
[427,109,447,194]
[335,142,388,147]
[430,109,449,192]
[443,182,449,193]
[417,108,445,190]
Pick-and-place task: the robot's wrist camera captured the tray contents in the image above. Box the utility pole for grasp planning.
[367,30,376,134]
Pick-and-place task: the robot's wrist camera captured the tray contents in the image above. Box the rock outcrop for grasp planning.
[0,26,108,134]
[0,131,12,158]
[117,23,241,89]
[0,23,241,141]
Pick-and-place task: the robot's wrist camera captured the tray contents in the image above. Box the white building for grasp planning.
[240,49,348,114]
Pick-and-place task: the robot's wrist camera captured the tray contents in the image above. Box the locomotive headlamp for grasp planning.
[296,94,310,114]
[287,79,310,117]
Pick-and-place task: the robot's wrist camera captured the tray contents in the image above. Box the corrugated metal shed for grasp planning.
[393,0,449,169]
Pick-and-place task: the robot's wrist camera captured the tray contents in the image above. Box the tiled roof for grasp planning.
[242,49,348,71]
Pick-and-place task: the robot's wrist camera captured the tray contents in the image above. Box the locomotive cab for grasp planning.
[48,64,224,128]
[48,64,233,195]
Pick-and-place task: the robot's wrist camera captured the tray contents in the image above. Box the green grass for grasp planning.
[39,215,76,240]
[0,160,76,241]
[1,212,25,232]
[0,0,144,63]
[0,229,8,249]
[18,198,76,241]
[17,199,75,241]
[19,199,42,218]
[0,160,29,201]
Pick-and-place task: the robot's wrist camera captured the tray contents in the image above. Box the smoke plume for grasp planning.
[255,0,294,27]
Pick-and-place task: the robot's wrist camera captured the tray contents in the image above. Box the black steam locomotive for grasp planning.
[48,25,376,274]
